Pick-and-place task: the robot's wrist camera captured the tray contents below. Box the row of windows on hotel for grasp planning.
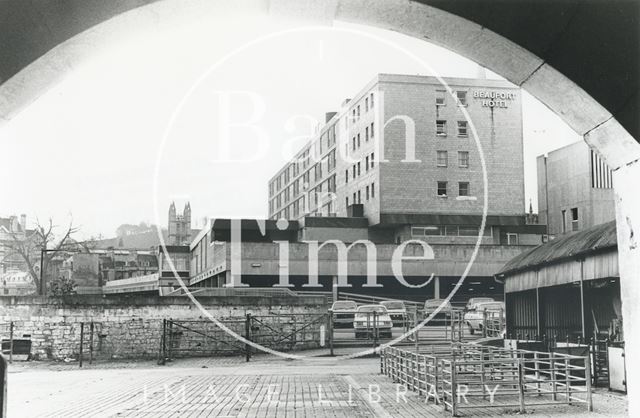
[346,152,375,183]
[346,182,376,207]
[271,184,339,220]
[438,120,468,137]
[350,91,375,124]
[269,174,337,216]
[270,149,337,207]
[438,181,471,197]
[351,122,375,152]
[269,124,338,196]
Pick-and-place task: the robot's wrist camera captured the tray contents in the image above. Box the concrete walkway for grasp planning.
[7,355,628,417]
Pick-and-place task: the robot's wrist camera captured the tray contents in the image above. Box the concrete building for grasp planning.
[268,74,526,234]
[537,141,615,237]
[188,217,545,303]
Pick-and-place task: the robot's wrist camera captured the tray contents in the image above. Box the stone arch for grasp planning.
[0,0,638,408]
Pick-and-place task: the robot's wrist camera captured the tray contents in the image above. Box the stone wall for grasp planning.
[0,294,327,361]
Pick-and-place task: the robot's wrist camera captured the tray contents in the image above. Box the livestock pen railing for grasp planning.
[381,343,592,416]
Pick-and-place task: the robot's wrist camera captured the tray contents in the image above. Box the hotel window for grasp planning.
[370,122,375,139]
[571,208,579,231]
[436,151,448,167]
[351,109,356,122]
[458,151,469,168]
[352,165,356,179]
[457,121,468,137]
[365,156,369,171]
[345,197,349,208]
[357,133,361,148]
[357,162,361,176]
[370,152,375,168]
[357,105,360,120]
[370,92,374,109]
[437,181,448,197]
[507,233,519,245]
[365,126,369,142]
[366,185,370,200]
[436,120,447,136]
[459,182,470,197]
[456,91,468,106]
[345,169,349,183]
[436,90,446,106]
[352,137,356,151]
[353,192,356,203]
[561,210,567,233]
[357,190,361,203]
[371,182,375,198]
[365,97,369,112]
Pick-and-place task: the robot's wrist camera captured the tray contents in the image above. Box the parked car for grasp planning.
[423,298,453,316]
[464,301,505,335]
[330,300,358,328]
[353,305,393,339]
[465,297,495,312]
[380,300,407,326]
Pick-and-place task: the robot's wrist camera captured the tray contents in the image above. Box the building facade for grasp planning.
[183,74,545,302]
[268,74,525,233]
[188,217,546,303]
[0,214,34,274]
[537,141,615,237]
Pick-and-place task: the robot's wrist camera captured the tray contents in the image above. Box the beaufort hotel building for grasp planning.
[268,74,530,246]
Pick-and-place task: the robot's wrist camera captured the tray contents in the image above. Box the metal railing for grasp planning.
[381,343,592,416]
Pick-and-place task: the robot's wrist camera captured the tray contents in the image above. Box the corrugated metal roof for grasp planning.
[498,220,617,276]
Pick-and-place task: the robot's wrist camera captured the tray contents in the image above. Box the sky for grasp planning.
[0,12,580,240]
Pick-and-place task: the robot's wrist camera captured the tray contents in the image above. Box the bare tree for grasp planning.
[3,218,81,292]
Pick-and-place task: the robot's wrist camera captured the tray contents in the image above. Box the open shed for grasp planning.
[496,221,621,343]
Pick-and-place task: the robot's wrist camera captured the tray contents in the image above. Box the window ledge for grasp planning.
[456,196,477,201]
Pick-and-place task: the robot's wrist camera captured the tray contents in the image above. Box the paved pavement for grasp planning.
[7,354,628,417]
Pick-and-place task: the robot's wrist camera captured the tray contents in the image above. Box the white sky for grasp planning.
[0,14,580,239]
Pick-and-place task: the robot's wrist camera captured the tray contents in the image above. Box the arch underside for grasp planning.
[0,0,638,170]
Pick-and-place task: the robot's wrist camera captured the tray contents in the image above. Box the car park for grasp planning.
[465,297,495,311]
[423,298,453,316]
[330,300,357,328]
[464,301,505,334]
[353,305,393,339]
[379,300,407,327]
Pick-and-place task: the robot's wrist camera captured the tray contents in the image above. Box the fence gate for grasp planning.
[159,313,330,364]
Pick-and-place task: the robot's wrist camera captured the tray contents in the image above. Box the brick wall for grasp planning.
[0,294,327,361]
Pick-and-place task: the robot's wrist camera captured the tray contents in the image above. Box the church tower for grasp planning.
[168,202,191,245]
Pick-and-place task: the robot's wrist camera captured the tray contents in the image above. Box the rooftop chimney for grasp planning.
[19,214,26,231]
[341,98,351,107]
